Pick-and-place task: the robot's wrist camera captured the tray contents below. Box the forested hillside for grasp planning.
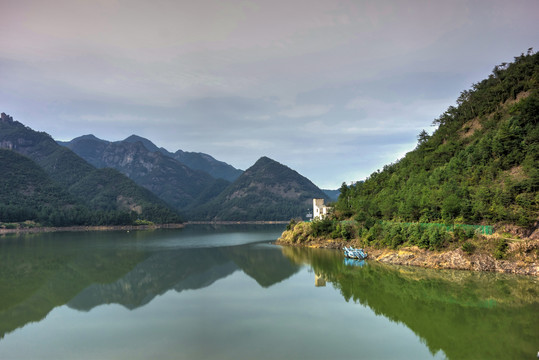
[0,114,181,225]
[0,149,82,225]
[335,50,538,228]
[188,157,329,221]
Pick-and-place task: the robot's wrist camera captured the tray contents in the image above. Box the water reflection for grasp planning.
[68,244,300,311]
[281,246,539,360]
[1,227,538,360]
[0,225,296,339]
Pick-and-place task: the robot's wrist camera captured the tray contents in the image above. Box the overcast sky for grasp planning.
[1,0,538,188]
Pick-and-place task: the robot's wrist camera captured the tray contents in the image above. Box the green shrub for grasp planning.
[311,218,335,237]
[493,239,508,259]
[453,228,467,241]
[461,241,476,255]
[465,227,476,239]
[418,232,430,249]
[405,224,423,245]
[286,219,297,231]
[338,223,355,240]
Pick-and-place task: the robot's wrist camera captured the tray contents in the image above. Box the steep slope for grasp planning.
[189,156,329,221]
[0,114,181,224]
[0,149,84,225]
[56,134,109,168]
[63,135,218,209]
[122,134,243,182]
[171,149,243,182]
[335,50,539,228]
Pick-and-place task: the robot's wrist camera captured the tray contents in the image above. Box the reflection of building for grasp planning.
[315,273,326,287]
[313,199,331,220]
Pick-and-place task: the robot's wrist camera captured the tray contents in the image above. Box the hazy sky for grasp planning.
[1,0,538,188]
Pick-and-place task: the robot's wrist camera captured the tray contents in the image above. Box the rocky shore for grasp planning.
[276,235,539,276]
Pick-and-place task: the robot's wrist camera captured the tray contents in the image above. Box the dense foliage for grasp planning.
[0,149,180,226]
[335,50,539,228]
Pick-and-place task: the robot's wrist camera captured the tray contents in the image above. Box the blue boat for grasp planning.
[343,246,368,260]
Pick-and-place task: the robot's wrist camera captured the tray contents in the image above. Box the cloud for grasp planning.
[1,0,539,189]
[278,104,333,118]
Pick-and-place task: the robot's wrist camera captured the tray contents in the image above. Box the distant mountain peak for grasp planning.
[123,134,148,142]
[253,156,276,166]
[72,134,107,143]
[122,135,160,153]
[188,156,328,221]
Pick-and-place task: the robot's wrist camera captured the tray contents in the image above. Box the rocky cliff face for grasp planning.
[122,134,243,182]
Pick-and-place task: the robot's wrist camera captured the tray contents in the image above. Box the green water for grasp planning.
[0,225,537,359]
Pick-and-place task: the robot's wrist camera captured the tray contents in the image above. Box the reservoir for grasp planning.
[0,224,537,359]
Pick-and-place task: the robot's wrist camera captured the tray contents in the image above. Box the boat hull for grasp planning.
[343,246,367,260]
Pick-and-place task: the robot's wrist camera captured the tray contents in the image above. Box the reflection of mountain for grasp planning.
[68,248,236,311]
[225,244,299,287]
[0,229,299,339]
[0,231,145,339]
[68,244,300,311]
[281,247,539,360]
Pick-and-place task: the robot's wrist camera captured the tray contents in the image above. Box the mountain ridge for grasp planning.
[0,113,182,225]
[188,156,329,221]
[121,134,243,182]
[61,134,218,209]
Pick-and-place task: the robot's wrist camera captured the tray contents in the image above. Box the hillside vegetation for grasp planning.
[0,115,182,226]
[280,50,538,265]
[335,50,538,229]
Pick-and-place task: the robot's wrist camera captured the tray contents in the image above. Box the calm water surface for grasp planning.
[0,224,537,359]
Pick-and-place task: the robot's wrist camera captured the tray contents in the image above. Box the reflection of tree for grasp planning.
[281,246,539,360]
[0,232,146,339]
[0,232,300,339]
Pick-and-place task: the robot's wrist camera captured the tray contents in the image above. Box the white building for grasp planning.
[313,198,331,220]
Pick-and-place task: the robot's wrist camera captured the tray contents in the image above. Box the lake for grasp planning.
[0,224,537,359]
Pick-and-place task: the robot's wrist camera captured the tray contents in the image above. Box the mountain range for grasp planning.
[1,113,330,225]
[59,134,218,210]
[0,113,181,225]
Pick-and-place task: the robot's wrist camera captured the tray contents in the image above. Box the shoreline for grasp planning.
[275,238,539,276]
[0,221,288,235]
[0,223,185,235]
[186,221,289,225]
